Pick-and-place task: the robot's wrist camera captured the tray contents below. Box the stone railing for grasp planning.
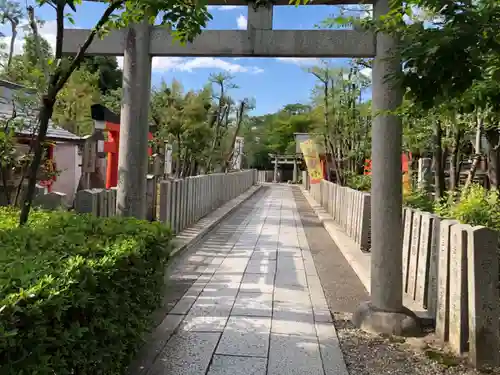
[401,208,439,317]
[256,170,273,183]
[306,180,500,368]
[158,170,256,234]
[301,171,310,190]
[405,213,500,368]
[74,187,118,216]
[32,185,68,210]
[310,180,371,252]
[435,220,499,368]
[40,170,256,231]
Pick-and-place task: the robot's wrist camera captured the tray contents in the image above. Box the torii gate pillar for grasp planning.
[116,18,152,219]
[352,0,420,336]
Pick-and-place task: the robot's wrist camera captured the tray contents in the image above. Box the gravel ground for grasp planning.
[292,187,499,375]
[334,311,497,375]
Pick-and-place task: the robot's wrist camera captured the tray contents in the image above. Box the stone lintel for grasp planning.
[83,0,370,5]
[62,29,376,58]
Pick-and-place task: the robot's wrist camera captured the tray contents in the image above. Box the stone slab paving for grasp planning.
[171,185,262,257]
[146,185,349,375]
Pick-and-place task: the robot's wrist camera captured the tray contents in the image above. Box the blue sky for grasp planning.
[0,1,372,115]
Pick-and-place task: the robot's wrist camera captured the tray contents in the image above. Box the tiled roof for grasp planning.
[0,84,83,142]
[18,123,83,141]
[0,109,82,141]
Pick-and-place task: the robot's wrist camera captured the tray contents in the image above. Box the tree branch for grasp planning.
[27,6,49,82]
[52,0,124,95]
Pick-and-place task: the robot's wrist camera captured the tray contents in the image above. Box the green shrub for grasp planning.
[433,190,459,219]
[0,208,172,375]
[345,172,371,192]
[435,184,500,230]
[403,188,435,212]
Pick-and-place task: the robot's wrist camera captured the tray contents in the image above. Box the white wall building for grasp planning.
[0,79,84,203]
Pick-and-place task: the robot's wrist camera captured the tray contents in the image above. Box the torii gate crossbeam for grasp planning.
[63,29,375,58]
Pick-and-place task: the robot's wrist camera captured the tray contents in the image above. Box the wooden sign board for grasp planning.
[82,140,96,173]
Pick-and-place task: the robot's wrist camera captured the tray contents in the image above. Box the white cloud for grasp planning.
[275,57,322,66]
[118,56,263,74]
[152,57,185,70]
[211,5,239,11]
[217,5,238,12]
[118,56,187,72]
[360,67,372,78]
[236,14,247,30]
[342,4,373,19]
[0,19,59,58]
[176,57,262,74]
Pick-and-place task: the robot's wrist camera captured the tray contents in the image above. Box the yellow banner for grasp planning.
[402,172,411,193]
[300,139,323,184]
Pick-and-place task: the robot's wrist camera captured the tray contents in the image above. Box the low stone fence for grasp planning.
[310,180,371,252]
[158,170,256,234]
[302,171,310,190]
[32,185,68,210]
[435,221,499,368]
[256,170,273,183]
[74,187,118,216]
[306,180,500,368]
[35,170,256,230]
[401,208,439,317]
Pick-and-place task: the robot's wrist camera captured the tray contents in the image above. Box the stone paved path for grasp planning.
[147,185,348,375]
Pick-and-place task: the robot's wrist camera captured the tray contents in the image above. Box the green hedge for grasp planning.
[0,208,172,375]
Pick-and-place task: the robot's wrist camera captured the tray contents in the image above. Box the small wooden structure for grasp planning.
[90,104,154,189]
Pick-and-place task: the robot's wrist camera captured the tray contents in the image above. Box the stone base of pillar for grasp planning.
[352,301,421,337]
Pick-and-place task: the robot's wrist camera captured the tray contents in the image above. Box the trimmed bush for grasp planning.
[0,208,172,375]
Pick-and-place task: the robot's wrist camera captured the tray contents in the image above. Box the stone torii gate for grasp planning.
[62,0,419,336]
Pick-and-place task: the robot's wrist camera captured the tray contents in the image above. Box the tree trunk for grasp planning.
[27,7,49,82]
[225,101,245,172]
[433,119,445,200]
[464,118,482,189]
[449,128,463,191]
[206,105,227,172]
[0,168,11,205]
[7,21,17,71]
[55,6,65,58]
[19,103,54,225]
[327,138,343,185]
[449,151,458,191]
[485,128,500,190]
[175,134,182,178]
